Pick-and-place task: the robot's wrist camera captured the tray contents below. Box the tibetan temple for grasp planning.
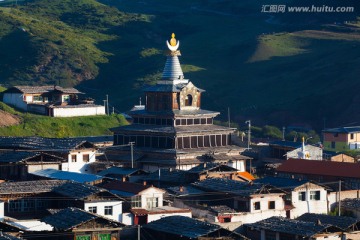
[110,34,250,172]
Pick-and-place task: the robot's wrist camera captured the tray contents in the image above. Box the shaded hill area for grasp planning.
[1,0,360,130]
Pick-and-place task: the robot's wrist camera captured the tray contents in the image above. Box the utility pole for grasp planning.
[227,107,231,128]
[339,180,341,216]
[138,225,141,240]
[245,120,251,150]
[106,94,109,116]
[129,142,135,168]
[112,107,115,115]
[282,126,285,141]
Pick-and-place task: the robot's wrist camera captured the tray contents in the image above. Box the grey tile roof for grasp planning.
[97,167,147,177]
[41,207,122,231]
[341,198,360,210]
[52,181,104,199]
[0,233,23,240]
[167,185,205,196]
[111,124,233,134]
[128,109,219,117]
[143,216,221,238]
[0,151,39,163]
[145,169,193,184]
[187,162,238,174]
[191,178,281,197]
[254,176,308,190]
[32,169,103,184]
[5,86,82,94]
[0,180,66,194]
[323,126,360,133]
[0,136,94,151]
[0,180,110,200]
[209,205,237,214]
[297,213,360,231]
[245,216,337,237]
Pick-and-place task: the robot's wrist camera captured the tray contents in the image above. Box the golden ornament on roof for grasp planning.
[170,33,177,46]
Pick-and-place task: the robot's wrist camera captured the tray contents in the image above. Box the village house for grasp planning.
[99,180,191,225]
[96,166,148,183]
[297,213,360,232]
[245,216,343,240]
[2,85,105,117]
[0,180,123,222]
[0,151,65,181]
[109,33,252,172]
[171,178,286,227]
[142,215,249,240]
[0,136,98,174]
[255,177,329,219]
[276,158,360,189]
[323,126,360,151]
[41,207,124,240]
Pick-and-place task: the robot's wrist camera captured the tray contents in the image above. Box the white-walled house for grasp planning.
[3,85,105,117]
[255,177,328,219]
[0,136,98,174]
[172,178,287,226]
[100,180,191,225]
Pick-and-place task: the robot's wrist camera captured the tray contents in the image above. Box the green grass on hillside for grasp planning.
[0,102,128,137]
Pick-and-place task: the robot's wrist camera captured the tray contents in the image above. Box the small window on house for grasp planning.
[104,206,113,215]
[63,95,70,102]
[71,155,77,162]
[88,206,97,213]
[253,201,260,210]
[268,201,275,209]
[331,141,336,149]
[351,133,354,140]
[310,191,321,201]
[298,192,306,201]
[131,195,141,208]
[83,154,90,162]
[146,197,159,209]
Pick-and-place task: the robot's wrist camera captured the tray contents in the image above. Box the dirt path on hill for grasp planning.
[0,110,21,127]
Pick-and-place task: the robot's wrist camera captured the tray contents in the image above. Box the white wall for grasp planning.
[0,201,4,220]
[147,211,192,223]
[84,200,123,222]
[227,160,245,171]
[121,212,133,225]
[3,93,27,110]
[28,164,60,173]
[139,188,164,209]
[52,106,105,117]
[290,184,328,218]
[61,150,96,173]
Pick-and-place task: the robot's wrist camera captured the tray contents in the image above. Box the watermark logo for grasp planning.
[261,5,354,13]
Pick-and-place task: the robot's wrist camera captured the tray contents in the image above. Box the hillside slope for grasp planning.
[1,0,360,130]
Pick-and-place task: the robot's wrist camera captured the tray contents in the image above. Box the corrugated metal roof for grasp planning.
[32,169,103,183]
[277,158,360,178]
[143,216,221,238]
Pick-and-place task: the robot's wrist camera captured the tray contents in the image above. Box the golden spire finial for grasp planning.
[170,33,177,46]
[302,136,305,143]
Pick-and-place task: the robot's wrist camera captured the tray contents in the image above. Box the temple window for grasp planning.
[185,94,193,106]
